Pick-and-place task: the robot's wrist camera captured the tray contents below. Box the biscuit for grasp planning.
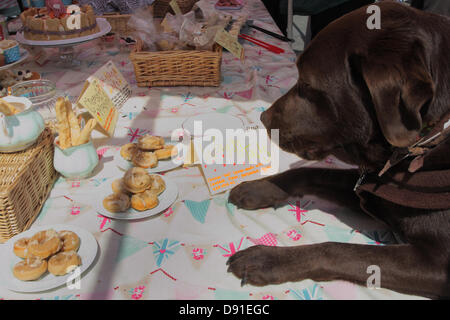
[131,150,158,169]
[137,135,165,151]
[103,193,131,213]
[123,167,151,193]
[131,190,159,211]
[120,143,138,161]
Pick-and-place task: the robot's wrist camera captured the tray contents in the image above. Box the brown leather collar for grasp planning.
[354,112,450,191]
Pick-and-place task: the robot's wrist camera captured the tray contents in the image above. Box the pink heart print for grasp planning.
[46,0,66,18]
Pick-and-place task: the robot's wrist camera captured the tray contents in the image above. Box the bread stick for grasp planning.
[74,118,96,146]
[55,97,72,149]
[66,98,81,146]
[0,99,19,116]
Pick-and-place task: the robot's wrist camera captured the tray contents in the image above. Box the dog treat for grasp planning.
[137,135,165,151]
[0,98,19,116]
[103,192,131,213]
[48,251,82,276]
[131,150,158,169]
[148,174,166,195]
[155,144,177,160]
[66,98,81,146]
[75,118,96,146]
[120,143,138,161]
[131,190,159,211]
[111,178,131,195]
[13,257,48,281]
[55,97,72,149]
[123,167,152,193]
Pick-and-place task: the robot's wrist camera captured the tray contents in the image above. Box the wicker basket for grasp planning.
[153,0,199,18]
[0,128,58,243]
[130,40,223,87]
[97,5,154,35]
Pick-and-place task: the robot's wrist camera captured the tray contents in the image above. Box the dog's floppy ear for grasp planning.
[359,42,435,147]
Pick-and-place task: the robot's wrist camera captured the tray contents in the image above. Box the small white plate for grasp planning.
[0,224,98,293]
[95,175,178,220]
[114,141,184,173]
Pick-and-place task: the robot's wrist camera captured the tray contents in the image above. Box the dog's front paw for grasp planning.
[226,246,294,286]
[228,179,289,210]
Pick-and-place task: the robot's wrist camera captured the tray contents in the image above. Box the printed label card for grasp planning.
[214,28,245,61]
[192,124,278,195]
[77,78,118,137]
[81,60,132,110]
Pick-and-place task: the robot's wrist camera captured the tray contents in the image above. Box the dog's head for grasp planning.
[261,2,450,170]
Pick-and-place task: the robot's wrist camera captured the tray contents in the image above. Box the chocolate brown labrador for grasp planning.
[227,2,450,299]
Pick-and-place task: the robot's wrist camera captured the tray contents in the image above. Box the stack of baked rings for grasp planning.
[12,229,81,281]
[120,134,178,169]
[103,167,166,213]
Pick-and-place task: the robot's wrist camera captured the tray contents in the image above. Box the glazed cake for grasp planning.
[20,5,100,41]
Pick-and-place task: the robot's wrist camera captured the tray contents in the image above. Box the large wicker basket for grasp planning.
[130,40,223,87]
[0,127,58,243]
[153,0,199,18]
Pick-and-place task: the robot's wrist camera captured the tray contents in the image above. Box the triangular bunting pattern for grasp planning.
[184,199,211,224]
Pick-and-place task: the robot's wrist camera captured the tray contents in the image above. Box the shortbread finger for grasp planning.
[66,98,81,146]
[55,97,72,149]
[0,99,19,116]
[74,118,96,146]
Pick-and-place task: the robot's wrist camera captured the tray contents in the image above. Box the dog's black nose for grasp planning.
[260,109,271,128]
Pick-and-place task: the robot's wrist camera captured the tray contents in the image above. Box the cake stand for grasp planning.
[15,18,112,66]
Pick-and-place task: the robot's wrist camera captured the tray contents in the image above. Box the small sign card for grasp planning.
[77,78,118,137]
[214,28,245,61]
[191,125,276,195]
[83,60,132,110]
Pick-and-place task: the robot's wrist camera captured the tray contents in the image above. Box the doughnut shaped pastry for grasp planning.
[58,231,80,252]
[131,150,158,169]
[48,251,82,276]
[148,174,166,195]
[131,190,159,211]
[13,257,47,281]
[120,143,138,161]
[28,230,62,259]
[13,237,31,259]
[103,193,131,213]
[123,167,151,193]
[154,144,177,160]
[137,135,165,151]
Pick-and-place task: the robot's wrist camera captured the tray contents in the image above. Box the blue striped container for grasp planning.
[2,40,20,64]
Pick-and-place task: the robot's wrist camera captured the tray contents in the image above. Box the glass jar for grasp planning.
[9,79,61,121]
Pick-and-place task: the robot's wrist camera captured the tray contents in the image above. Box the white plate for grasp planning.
[95,175,178,220]
[182,113,245,138]
[0,224,98,293]
[114,141,184,173]
[15,18,111,47]
[0,49,29,71]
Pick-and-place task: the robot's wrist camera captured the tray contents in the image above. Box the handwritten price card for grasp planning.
[214,28,245,61]
[77,78,118,137]
[203,163,270,195]
[86,60,132,109]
